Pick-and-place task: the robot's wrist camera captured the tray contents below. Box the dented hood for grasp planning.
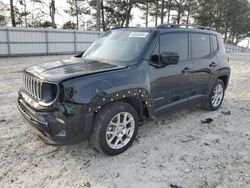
[24,58,127,82]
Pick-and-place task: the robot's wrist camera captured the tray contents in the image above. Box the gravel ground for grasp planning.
[0,54,250,188]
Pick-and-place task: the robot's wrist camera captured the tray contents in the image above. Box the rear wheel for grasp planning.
[203,79,225,111]
[90,102,139,155]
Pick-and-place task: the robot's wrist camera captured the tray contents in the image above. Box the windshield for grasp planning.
[82,30,151,63]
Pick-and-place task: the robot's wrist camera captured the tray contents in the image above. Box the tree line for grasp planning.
[0,0,250,44]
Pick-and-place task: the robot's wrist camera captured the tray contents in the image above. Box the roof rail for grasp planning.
[111,27,137,30]
[156,24,215,31]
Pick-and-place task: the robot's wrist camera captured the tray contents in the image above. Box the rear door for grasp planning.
[190,33,219,103]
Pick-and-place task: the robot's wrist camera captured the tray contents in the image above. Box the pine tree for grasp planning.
[96,0,101,31]
[10,0,16,27]
[172,0,186,24]
[136,0,155,27]
[31,0,57,28]
[194,0,250,43]
[185,0,197,25]
[0,2,8,26]
[64,0,90,29]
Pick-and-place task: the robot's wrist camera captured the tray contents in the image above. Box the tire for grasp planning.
[90,102,139,155]
[203,79,225,111]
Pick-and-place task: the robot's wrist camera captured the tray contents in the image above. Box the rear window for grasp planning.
[191,33,210,59]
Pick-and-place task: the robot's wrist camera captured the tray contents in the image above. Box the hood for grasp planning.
[24,58,128,82]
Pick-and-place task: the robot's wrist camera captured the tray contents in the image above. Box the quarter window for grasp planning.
[191,33,211,59]
[211,35,218,52]
[160,33,188,61]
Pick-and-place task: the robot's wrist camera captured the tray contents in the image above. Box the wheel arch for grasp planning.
[217,75,229,88]
[218,67,231,89]
[88,88,153,120]
[206,69,230,97]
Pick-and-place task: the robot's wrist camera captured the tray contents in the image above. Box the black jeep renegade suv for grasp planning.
[18,25,230,155]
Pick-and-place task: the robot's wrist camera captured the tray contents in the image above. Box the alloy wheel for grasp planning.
[106,112,135,149]
[211,84,224,108]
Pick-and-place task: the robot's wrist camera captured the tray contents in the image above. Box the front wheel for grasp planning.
[203,79,225,111]
[90,102,139,155]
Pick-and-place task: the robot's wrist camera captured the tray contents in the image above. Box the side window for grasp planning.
[191,33,210,59]
[211,35,218,52]
[160,33,188,61]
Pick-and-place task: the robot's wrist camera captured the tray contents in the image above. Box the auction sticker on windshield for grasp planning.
[129,32,149,38]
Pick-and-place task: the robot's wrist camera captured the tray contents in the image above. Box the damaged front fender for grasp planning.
[61,62,154,118]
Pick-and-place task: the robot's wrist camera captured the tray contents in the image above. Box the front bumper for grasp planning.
[17,93,94,145]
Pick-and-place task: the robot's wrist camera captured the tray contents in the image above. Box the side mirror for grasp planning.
[160,52,179,66]
[74,51,85,58]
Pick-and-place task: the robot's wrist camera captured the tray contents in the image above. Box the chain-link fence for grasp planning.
[225,43,250,53]
[0,27,102,57]
[1,26,250,57]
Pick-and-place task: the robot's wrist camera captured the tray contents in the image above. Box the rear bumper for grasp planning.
[17,95,94,145]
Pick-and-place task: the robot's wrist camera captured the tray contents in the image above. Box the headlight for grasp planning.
[40,82,59,106]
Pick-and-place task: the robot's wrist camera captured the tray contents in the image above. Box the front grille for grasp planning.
[23,74,42,100]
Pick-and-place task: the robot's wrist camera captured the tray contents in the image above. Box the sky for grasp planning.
[1,0,249,47]
[1,0,147,28]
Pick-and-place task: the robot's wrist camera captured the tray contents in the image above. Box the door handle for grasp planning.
[182,67,192,74]
[209,62,217,67]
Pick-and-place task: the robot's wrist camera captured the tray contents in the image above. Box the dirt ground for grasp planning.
[0,54,250,188]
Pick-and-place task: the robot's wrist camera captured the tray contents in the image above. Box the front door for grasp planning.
[149,32,193,116]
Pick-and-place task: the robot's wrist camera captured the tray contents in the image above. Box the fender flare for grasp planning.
[206,69,230,96]
[87,88,154,117]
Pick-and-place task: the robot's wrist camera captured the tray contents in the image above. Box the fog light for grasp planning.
[56,117,65,124]
[55,130,66,137]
